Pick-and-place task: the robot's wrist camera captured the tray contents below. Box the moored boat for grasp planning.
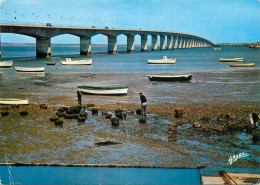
[15,67,45,72]
[214,48,221,50]
[249,42,260,48]
[147,74,192,82]
[219,58,243,62]
[78,85,128,95]
[61,58,92,65]
[0,60,13,68]
[46,62,56,65]
[0,98,29,105]
[148,56,176,64]
[229,63,255,67]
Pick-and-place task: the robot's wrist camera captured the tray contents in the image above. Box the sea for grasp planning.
[1,44,259,74]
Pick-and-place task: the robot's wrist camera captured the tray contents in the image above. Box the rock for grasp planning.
[56,111,66,118]
[1,111,9,117]
[20,111,28,116]
[111,117,119,126]
[92,108,98,114]
[40,104,48,109]
[105,113,112,119]
[77,117,86,122]
[72,106,81,114]
[139,117,146,124]
[115,109,123,114]
[54,120,63,127]
[136,109,141,115]
[193,121,201,128]
[168,124,178,134]
[80,112,88,118]
[252,129,260,143]
[50,117,59,122]
[86,103,94,107]
[214,125,225,132]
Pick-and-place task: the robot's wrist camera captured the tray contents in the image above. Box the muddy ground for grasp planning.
[0,71,259,175]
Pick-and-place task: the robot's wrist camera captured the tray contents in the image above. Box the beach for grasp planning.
[1,71,259,176]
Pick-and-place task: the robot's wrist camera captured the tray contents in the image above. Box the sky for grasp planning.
[0,0,260,44]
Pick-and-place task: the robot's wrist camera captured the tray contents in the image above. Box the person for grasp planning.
[77,91,82,107]
[139,92,147,117]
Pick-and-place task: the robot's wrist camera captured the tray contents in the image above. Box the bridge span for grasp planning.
[0,23,214,59]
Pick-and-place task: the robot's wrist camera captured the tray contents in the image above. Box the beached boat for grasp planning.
[229,63,255,67]
[46,62,56,65]
[219,58,243,62]
[148,56,176,64]
[147,74,192,82]
[0,98,29,105]
[15,67,45,72]
[78,85,128,95]
[0,60,13,68]
[61,58,92,65]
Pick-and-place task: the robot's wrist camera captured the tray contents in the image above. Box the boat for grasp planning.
[61,58,92,65]
[229,63,255,67]
[15,67,45,72]
[148,56,176,64]
[0,98,29,105]
[46,62,56,65]
[249,42,260,48]
[78,85,128,95]
[0,60,13,68]
[147,74,192,82]
[219,58,243,62]
[214,48,221,50]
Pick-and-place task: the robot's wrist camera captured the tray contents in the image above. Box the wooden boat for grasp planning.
[61,58,92,65]
[0,98,29,105]
[229,63,255,67]
[15,67,45,72]
[219,58,243,62]
[78,85,128,95]
[148,56,176,64]
[46,62,56,65]
[147,74,192,82]
[0,60,13,68]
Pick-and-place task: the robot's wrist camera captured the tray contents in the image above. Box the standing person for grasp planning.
[139,92,147,117]
[77,91,82,107]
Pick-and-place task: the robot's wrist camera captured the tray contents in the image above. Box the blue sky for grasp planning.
[0,0,260,44]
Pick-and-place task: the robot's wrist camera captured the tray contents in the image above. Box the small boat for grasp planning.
[78,85,128,95]
[214,48,221,50]
[147,74,192,82]
[46,62,56,65]
[15,67,45,72]
[0,98,29,105]
[61,58,92,65]
[229,63,255,67]
[249,42,260,48]
[148,56,176,64]
[219,58,243,62]
[0,60,13,68]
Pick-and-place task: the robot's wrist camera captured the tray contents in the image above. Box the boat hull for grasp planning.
[78,86,128,95]
[46,62,56,65]
[15,67,45,72]
[219,58,243,62]
[61,59,92,65]
[0,60,13,68]
[148,74,192,82]
[148,58,176,64]
[0,98,29,105]
[229,63,255,67]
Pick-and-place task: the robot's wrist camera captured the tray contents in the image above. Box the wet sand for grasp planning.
[0,71,259,175]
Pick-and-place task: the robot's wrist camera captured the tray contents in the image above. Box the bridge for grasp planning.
[0,23,215,59]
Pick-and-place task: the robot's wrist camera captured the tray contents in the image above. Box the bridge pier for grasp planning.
[0,34,1,60]
[36,38,51,58]
[141,35,148,51]
[80,37,91,55]
[167,35,173,50]
[151,35,158,51]
[127,35,135,52]
[174,36,179,49]
[160,35,166,50]
[108,36,117,54]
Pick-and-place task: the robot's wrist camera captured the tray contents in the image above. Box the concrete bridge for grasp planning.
[0,23,214,58]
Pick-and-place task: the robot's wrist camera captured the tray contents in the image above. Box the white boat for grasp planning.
[15,67,45,72]
[61,58,92,65]
[78,85,128,95]
[214,48,221,50]
[0,98,29,105]
[0,60,13,68]
[229,63,255,67]
[148,56,176,64]
[147,74,192,82]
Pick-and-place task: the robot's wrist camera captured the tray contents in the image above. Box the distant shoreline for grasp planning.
[1,43,141,47]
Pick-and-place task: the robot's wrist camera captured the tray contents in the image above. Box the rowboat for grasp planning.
[147,74,192,82]
[15,67,45,72]
[229,63,255,67]
[148,56,176,64]
[61,58,92,65]
[46,62,56,65]
[219,58,243,62]
[0,98,29,105]
[78,85,128,95]
[0,60,13,68]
